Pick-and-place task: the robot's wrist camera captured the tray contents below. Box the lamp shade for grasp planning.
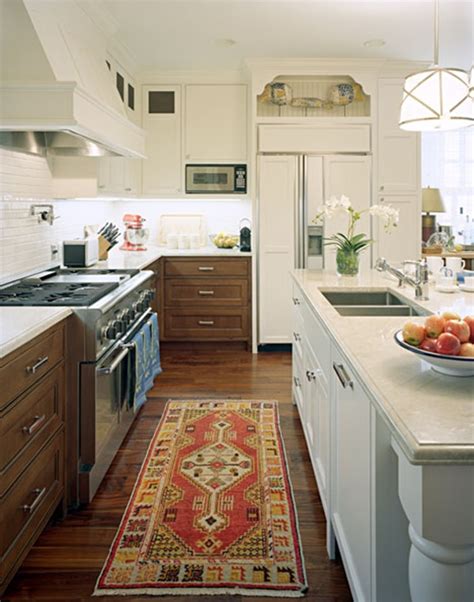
[399,67,474,131]
[422,187,446,213]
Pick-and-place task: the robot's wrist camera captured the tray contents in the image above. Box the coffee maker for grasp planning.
[239,218,251,252]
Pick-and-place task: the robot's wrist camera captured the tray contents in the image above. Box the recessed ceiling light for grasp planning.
[214,38,237,48]
[363,39,386,48]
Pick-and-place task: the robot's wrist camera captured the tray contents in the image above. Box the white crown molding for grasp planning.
[138,69,248,85]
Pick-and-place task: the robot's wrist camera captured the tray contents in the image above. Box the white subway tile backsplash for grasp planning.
[0,149,252,284]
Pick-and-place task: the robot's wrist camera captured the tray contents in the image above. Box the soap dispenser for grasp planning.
[239,218,251,252]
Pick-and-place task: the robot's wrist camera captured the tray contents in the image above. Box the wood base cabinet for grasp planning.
[162,257,251,349]
[0,322,66,595]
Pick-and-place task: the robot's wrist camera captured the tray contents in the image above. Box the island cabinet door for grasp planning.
[331,346,372,602]
[303,339,330,517]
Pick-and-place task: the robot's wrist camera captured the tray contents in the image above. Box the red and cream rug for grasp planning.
[94,400,307,597]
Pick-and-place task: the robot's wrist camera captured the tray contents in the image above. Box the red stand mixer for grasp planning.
[120,214,149,251]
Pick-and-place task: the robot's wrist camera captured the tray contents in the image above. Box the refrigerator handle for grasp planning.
[295,156,305,269]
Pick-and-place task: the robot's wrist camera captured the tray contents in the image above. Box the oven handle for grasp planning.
[97,347,130,375]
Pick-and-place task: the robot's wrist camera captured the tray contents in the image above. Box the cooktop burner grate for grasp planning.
[0,281,118,306]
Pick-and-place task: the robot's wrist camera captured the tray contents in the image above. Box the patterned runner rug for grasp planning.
[94,400,307,597]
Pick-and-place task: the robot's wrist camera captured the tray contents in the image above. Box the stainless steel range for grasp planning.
[0,266,157,504]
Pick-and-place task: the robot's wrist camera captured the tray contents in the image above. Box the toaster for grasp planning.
[63,238,99,267]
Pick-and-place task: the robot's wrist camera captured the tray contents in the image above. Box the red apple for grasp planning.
[463,315,474,343]
[402,322,426,346]
[424,315,445,338]
[436,333,461,356]
[420,338,438,353]
[459,343,474,357]
[444,319,470,343]
[442,311,461,321]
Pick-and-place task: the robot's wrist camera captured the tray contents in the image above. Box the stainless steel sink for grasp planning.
[321,290,431,317]
[321,291,405,306]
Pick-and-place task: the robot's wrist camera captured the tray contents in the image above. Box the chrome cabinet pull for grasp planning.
[26,356,49,374]
[293,376,301,388]
[333,362,354,389]
[198,320,215,325]
[22,414,46,435]
[21,487,46,513]
[125,187,132,192]
[293,332,301,342]
[198,290,215,295]
[198,266,214,272]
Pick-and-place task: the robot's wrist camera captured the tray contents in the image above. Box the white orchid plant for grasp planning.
[313,195,399,255]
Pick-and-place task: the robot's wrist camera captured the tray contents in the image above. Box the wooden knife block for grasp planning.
[98,236,111,260]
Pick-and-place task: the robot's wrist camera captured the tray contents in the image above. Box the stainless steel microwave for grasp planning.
[186,164,247,194]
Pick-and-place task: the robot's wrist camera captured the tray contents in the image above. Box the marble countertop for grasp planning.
[0,307,72,360]
[96,245,252,270]
[291,269,474,464]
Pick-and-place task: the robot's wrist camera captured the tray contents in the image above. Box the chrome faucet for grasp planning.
[375,257,429,300]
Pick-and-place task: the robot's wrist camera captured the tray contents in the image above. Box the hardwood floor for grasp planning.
[4,347,352,601]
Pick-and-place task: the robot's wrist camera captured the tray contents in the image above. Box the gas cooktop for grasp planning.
[0,281,118,306]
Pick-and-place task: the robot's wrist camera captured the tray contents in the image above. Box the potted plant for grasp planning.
[314,195,399,276]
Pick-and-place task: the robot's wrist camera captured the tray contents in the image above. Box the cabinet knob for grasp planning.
[380,185,384,191]
[292,297,300,305]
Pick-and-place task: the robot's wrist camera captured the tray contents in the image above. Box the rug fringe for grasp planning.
[94,585,307,597]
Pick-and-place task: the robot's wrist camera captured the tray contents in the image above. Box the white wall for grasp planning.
[0,149,252,284]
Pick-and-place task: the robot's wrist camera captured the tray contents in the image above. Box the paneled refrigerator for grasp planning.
[258,154,371,345]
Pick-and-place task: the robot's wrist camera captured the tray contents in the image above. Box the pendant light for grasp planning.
[399,0,473,131]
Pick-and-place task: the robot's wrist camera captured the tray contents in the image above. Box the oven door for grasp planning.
[94,344,132,462]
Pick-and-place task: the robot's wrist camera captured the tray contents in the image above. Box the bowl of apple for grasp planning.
[394,312,474,376]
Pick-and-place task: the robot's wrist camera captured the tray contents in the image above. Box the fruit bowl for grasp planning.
[394,330,474,376]
[209,233,239,249]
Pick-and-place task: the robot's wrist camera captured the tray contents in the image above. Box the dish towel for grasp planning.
[144,312,162,391]
[130,325,147,412]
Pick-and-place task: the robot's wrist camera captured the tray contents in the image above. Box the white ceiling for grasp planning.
[93,0,473,72]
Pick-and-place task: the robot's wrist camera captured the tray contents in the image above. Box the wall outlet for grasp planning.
[50,243,60,260]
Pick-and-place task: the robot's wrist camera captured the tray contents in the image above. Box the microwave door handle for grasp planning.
[97,347,130,375]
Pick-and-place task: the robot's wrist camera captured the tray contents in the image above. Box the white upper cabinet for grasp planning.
[376,78,421,261]
[377,79,419,194]
[184,84,247,163]
[142,85,182,195]
[97,157,141,197]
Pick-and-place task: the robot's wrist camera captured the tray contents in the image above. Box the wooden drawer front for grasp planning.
[0,432,64,582]
[0,367,64,493]
[165,258,249,278]
[0,325,64,411]
[164,308,249,340]
[165,279,248,307]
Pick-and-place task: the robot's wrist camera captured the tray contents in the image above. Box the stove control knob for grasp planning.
[128,308,136,321]
[124,308,133,323]
[105,321,118,340]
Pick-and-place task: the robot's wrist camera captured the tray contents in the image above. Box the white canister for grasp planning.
[189,233,200,249]
[178,234,190,249]
[445,257,466,272]
[166,233,178,249]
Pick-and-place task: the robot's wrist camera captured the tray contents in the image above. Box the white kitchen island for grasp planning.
[291,269,474,602]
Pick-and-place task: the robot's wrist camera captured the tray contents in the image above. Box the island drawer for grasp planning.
[165,278,249,307]
[0,324,64,411]
[164,307,249,340]
[0,431,64,585]
[0,366,64,494]
[164,258,249,278]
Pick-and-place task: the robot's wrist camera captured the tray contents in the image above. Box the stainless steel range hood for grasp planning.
[0,0,145,159]
[0,131,121,158]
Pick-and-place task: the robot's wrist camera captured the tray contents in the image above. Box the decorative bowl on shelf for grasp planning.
[209,233,239,249]
[394,330,474,377]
